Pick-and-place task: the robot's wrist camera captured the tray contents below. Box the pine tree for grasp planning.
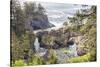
[38,3,46,15]
[11,0,25,37]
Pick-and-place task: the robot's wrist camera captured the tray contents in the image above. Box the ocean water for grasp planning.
[40,2,91,27]
[19,0,91,28]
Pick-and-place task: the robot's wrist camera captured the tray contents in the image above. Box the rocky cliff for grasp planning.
[29,14,55,30]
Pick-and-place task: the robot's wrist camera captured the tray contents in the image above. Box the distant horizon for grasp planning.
[18,0,92,27]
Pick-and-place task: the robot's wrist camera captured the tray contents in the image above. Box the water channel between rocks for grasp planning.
[34,36,78,63]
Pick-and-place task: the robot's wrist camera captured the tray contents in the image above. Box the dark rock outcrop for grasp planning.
[30,14,55,30]
[77,48,87,56]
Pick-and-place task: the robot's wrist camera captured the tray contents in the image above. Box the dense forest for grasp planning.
[11,0,96,66]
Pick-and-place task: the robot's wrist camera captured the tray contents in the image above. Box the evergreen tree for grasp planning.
[11,0,25,37]
[37,3,46,15]
[24,2,36,19]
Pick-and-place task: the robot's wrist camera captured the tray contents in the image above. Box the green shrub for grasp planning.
[42,35,55,46]
[66,53,91,63]
[31,56,46,65]
[47,49,58,64]
[11,33,30,61]
[48,54,58,64]
[13,60,27,67]
[11,32,35,62]
[89,48,96,61]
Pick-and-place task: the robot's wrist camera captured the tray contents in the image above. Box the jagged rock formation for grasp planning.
[25,14,55,31]
[31,14,55,30]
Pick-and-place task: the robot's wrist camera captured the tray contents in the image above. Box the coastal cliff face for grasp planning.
[31,14,55,30]
[25,14,55,31]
